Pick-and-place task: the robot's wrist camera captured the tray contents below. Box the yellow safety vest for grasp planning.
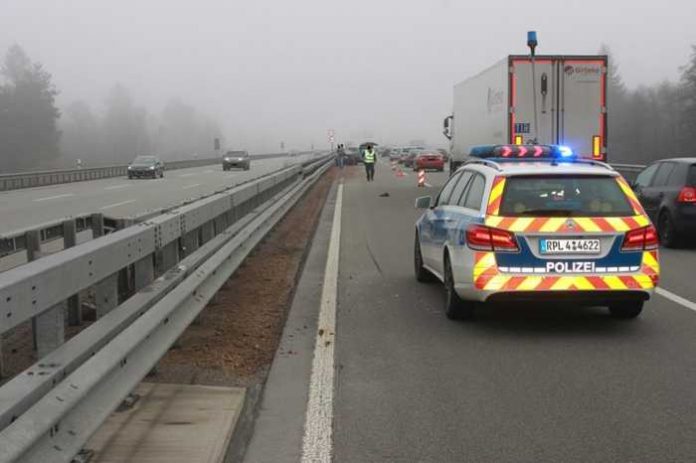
[364,150,376,163]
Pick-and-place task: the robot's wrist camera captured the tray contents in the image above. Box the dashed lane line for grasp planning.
[182,183,201,190]
[104,184,130,190]
[100,199,136,210]
[33,193,75,202]
[300,182,343,463]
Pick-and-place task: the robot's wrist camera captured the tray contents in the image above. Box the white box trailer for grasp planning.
[443,55,608,171]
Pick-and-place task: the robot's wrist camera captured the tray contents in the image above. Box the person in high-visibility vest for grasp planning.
[363,144,377,181]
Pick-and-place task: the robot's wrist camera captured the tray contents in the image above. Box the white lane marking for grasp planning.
[656,287,696,312]
[179,173,197,178]
[203,169,215,173]
[33,193,75,202]
[104,184,130,191]
[100,199,136,210]
[301,183,342,463]
[182,183,201,190]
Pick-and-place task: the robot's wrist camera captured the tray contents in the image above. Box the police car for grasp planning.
[414,145,659,320]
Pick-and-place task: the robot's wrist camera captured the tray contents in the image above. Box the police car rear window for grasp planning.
[498,175,635,217]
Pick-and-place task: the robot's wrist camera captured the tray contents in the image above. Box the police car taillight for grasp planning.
[622,225,659,251]
[466,224,519,252]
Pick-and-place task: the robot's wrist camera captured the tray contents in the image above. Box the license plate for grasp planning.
[539,238,600,255]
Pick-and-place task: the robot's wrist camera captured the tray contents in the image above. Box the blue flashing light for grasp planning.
[527,31,538,48]
[557,145,574,158]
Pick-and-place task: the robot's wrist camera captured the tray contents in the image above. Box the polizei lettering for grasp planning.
[545,261,595,274]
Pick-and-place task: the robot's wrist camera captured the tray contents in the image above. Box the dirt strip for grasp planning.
[151,167,337,388]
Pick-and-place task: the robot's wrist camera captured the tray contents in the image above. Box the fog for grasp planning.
[1,0,696,161]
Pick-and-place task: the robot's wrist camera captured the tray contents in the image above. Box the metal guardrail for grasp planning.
[611,163,646,182]
[0,153,292,192]
[0,155,332,462]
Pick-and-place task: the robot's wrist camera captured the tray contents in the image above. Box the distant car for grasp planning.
[345,147,360,165]
[128,156,164,179]
[632,158,696,247]
[413,151,445,172]
[222,151,250,171]
[402,149,421,168]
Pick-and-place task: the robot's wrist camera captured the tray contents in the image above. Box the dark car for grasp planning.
[344,147,360,165]
[632,158,696,247]
[222,151,250,171]
[128,156,164,179]
[402,149,421,168]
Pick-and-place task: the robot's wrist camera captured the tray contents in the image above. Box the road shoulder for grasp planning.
[241,181,338,463]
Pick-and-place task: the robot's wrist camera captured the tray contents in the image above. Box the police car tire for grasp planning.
[608,301,643,319]
[414,234,435,283]
[444,257,474,320]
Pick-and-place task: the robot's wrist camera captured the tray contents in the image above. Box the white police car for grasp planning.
[414,145,660,320]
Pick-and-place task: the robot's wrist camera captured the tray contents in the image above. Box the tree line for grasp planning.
[605,44,696,164]
[0,45,223,172]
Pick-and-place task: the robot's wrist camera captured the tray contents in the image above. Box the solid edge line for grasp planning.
[300,182,342,463]
[656,287,696,312]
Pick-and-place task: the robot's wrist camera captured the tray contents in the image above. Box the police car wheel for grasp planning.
[414,234,435,283]
[608,301,644,319]
[444,257,474,320]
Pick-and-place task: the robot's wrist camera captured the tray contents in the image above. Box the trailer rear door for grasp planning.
[509,56,607,161]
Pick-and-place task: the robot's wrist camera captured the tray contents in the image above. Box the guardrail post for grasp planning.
[63,219,83,326]
[134,256,155,292]
[200,220,214,244]
[182,231,199,257]
[91,213,104,238]
[95,274,119,318]
[214,215,227,235]
[25,230,67,358]
[156,241,179,275]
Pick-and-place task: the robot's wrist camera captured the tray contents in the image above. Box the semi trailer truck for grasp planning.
[443,55,608,171]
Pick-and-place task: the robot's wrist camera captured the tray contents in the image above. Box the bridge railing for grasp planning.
[0,154,332,462]
[0,153,290,192]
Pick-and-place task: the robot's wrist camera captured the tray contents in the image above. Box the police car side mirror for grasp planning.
[415,196,432,209]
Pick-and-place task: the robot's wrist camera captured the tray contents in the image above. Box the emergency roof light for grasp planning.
[468,144,575,160]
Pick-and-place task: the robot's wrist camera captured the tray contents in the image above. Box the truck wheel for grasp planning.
[608,301,643,319]
[414,233,435,283]
[444,256,475,320]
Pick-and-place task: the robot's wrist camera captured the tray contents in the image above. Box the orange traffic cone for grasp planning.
[417,169,426,187]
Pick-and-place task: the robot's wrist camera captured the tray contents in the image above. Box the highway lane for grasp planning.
[329,164,696,462]
[0,155,312,234]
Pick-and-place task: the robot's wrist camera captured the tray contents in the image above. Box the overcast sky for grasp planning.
[2,0,695,152]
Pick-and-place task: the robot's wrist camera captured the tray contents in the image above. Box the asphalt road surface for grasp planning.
[0,155,313,234]
[251,161,696,463]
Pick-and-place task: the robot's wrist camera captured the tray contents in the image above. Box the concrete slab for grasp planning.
[88,383,245,463]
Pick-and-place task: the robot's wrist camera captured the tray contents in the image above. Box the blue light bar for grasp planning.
[468,144,576,160]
